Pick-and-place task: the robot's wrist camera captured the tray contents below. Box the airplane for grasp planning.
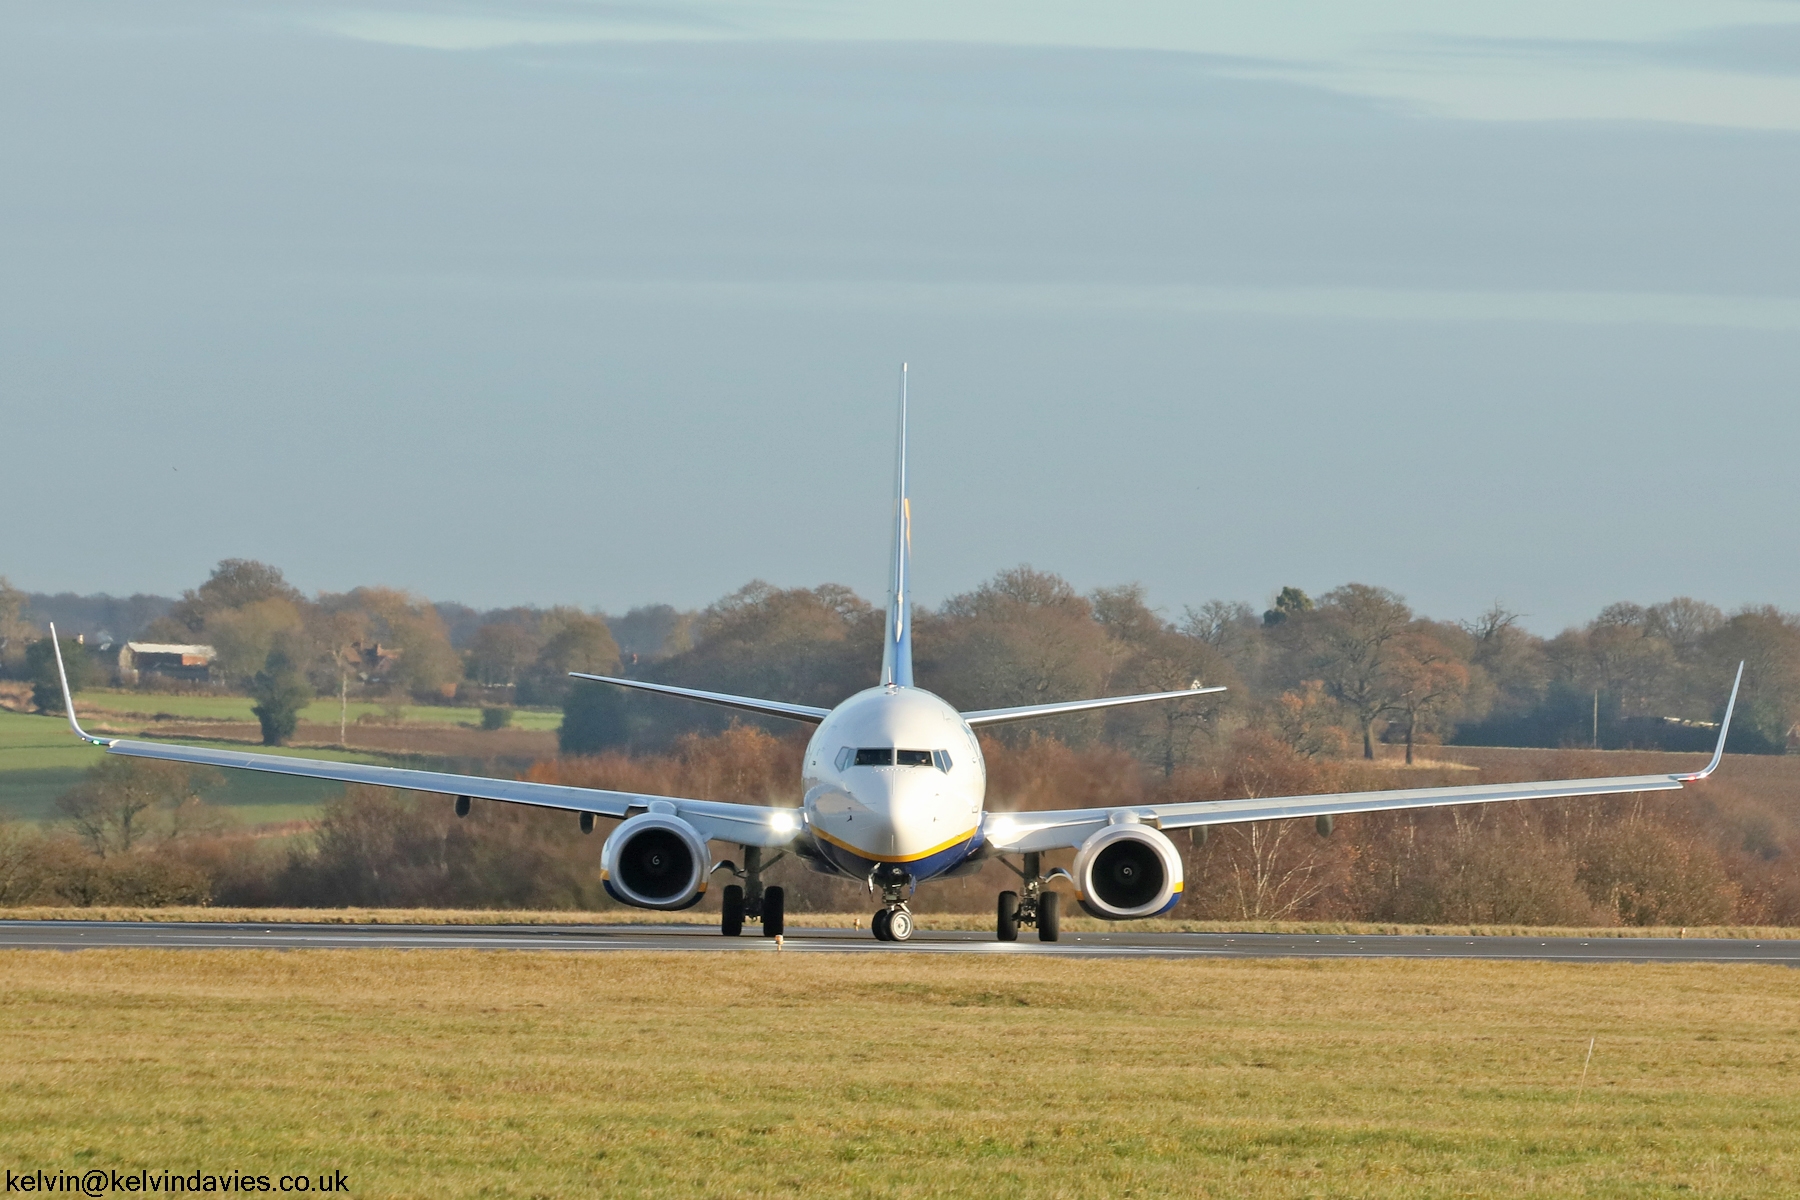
[50,366,1743,943]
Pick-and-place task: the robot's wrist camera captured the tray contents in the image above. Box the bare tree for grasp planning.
[1301,584,1414,759]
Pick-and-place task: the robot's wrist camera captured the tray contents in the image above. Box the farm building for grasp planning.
[118,642,216,684]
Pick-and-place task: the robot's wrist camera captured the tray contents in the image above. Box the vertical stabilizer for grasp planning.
[880,365,914,687]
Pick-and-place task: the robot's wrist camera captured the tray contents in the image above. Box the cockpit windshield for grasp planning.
[842,747,952,772]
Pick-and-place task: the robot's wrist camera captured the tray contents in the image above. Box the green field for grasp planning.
[1,950,1795,1197]
[70,690,563,732]
[0,708,445,824]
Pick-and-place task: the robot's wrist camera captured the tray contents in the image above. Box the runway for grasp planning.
[1,921,1796,963]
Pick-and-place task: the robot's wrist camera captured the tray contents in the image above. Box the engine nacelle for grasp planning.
[1072,821,1184,920]
[600,812,709,910]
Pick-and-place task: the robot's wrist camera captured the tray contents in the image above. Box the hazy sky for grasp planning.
[6,1,1799,632]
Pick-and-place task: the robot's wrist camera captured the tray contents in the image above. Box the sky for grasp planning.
[5,0,1799,633]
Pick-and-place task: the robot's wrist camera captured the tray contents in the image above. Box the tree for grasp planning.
[524,610,620,706]
[465,621,543,688]
[1262,586,1313,628]
[641,582,879,741]
[0,576,36,676]
[320,587,463,700]
[27,636,96,714]
[1386,627,1472,764]
[249,650,313,746]
[919,567,1110,741]
[161,559,304,637]
[608,604,695,662]
[55,758,220,857]
[1299,584,1414,759]
[1092,585,1233,775]
[206,597,308,683]
[560,681,629,755]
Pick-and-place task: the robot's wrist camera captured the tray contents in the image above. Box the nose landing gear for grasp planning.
[868,863,916,942]
[997,852,1062,942]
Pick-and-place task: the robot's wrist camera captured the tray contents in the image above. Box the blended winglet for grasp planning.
[1675,660,1743,782]
[47,623,111,746]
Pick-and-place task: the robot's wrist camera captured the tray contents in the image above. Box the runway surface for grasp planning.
[1,921,1796,963]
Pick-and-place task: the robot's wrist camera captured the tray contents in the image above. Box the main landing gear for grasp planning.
[868,862,916,942]
[718,846,785,938]
[997,852,1061,942]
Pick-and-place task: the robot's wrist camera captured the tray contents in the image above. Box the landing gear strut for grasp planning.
[868,863,916,942]
[997,852,1061,942]
[718,845,785,938]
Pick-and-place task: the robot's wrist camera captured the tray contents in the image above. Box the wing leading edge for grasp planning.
[984,663,1744,854]
[49,628,801,848]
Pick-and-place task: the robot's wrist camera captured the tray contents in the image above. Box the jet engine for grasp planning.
[600,813,709,910]
[1071,821,1183,920]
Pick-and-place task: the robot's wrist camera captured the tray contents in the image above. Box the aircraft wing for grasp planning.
[49,631,802,848]
[983,665,1742,855]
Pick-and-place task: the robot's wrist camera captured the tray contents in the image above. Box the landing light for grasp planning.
[988,816,1017,844]
[770,812,797,833]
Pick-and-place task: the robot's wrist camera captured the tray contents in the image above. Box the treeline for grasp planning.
[6,727,1794,925]
[7,561,1797,762]
[567,572,1796,765]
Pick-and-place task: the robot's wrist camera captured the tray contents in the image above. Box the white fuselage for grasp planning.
[800,686,987,880]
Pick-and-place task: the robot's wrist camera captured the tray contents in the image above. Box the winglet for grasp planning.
[1675,661,1743,782]
[47,623,111,746]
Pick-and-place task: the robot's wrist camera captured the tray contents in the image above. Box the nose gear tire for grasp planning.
[888,908,914,941]
[872,909,893,940]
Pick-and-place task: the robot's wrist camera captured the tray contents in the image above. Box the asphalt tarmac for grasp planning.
[1,921,1795,963]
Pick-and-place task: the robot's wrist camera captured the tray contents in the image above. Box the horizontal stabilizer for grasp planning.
[568,673,832,724]
[962,685,1227,728]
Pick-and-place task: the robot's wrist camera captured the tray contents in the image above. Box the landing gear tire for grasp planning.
[887,908,914,941]
[1037,890,1060,942]
[762,886,785,937]
[872,909,893,941]
[997,891,1019,942]
[721,885,745,937]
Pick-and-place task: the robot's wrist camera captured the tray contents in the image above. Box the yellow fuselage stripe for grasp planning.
[810,824,978,864]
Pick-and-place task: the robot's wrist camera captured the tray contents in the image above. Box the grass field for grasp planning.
[1,951,1795,1197]
[0,709,428,824]
[70,690,563,732]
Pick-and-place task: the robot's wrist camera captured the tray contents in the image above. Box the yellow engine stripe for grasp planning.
[810,824,979,864]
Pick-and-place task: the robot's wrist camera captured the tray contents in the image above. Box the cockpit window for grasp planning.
[932,750,953,773]
[896,749,933,767]
[835,747,854,771]
[853,748,894,766]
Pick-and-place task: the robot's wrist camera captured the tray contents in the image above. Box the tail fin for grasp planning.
[880,364,914,687]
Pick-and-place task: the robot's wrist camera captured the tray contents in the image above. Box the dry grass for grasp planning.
[1,950,1796,1197]
[6,906,1800,939]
